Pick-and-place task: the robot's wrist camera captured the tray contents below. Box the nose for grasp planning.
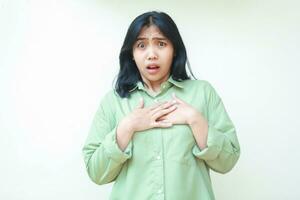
[146,46,158,60]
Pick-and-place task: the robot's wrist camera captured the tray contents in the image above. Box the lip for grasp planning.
[146,64,160,74]
[146,63,160,68]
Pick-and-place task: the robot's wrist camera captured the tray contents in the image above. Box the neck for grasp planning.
[143,80,161,93]
[142,74,170,93]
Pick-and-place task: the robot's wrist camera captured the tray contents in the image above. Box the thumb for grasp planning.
[137,97,144,109]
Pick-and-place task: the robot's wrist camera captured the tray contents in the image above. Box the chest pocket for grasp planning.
[163,124,197,166]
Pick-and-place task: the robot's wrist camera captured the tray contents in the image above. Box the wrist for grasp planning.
[188,113,208,129]
[119,118,135,136]
[187,111,202,126]
[116,119,134,152]
[188,116,208,150]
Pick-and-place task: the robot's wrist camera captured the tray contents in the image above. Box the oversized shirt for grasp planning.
[82,76,240,200]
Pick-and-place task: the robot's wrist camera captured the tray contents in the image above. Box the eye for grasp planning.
[137,42,146,49]
[158,41,166,47]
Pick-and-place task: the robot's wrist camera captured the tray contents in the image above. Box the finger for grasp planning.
[152,120,173,128]
[136,97,144,109]
[152,104,177,120]
[150,101,173,115]
[156,113,168,121]
[150,98,178,114]
[148,101,168,110]
[156,116,167,121]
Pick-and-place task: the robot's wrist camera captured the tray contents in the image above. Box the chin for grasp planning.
[141,71,169,83]
[147,75,164,81]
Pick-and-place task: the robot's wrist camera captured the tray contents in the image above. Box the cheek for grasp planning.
[133,55,143,67]
[135,62,144,73]
[133,52,145,64]
[161,52,174,66]
[163,48,174,60]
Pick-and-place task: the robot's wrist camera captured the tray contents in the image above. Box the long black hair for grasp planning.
[114,11,196,98]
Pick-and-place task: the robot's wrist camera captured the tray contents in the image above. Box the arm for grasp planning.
[82,93,132,185]
[192,82,241,174]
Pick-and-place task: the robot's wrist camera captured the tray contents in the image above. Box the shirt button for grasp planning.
[156,155,161,160]
[157,189,163,194]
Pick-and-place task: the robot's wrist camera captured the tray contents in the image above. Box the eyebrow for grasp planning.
[136,37,168,41]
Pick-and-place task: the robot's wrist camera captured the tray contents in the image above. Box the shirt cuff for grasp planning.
[102,126,133,163]
[192,125,225,161]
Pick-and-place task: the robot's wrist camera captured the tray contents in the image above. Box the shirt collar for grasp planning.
[129,76,184,93]
[168,76,184,89]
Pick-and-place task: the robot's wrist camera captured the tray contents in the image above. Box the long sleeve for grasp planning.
[82,93,132,185]
[192,82,240,174]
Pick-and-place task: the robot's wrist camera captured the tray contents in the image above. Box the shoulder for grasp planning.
[97,89,121,117]
[182,79,216,92]
[100,89,122,104]
[182,79,221,103]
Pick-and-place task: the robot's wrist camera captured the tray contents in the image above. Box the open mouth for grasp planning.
[146,65,160,69]
[146,65,160,74]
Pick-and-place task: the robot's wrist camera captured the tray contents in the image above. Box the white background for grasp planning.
[1,0,299,199]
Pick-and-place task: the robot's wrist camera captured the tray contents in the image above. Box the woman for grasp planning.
[82,11,240,200]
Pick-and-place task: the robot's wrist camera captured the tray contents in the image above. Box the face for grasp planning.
[132,25,174,89]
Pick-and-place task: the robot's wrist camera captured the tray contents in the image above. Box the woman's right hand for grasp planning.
[116,97,177,151]
[120,98,177,131]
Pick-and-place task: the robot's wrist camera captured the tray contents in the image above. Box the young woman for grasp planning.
[82,11,240,200]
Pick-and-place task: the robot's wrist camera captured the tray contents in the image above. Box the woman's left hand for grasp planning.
[157,93,207,126]
[158,93,209,149]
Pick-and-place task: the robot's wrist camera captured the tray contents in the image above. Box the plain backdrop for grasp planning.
[1,0,299,199]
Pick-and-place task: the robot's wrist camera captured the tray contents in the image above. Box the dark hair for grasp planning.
[114,11,196,98]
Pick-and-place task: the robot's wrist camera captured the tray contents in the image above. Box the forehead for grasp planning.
[137,25,165,38]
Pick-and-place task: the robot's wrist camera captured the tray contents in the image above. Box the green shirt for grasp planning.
[82,76,240,200]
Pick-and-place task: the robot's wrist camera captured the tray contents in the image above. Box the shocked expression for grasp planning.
[132,25,175,86]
